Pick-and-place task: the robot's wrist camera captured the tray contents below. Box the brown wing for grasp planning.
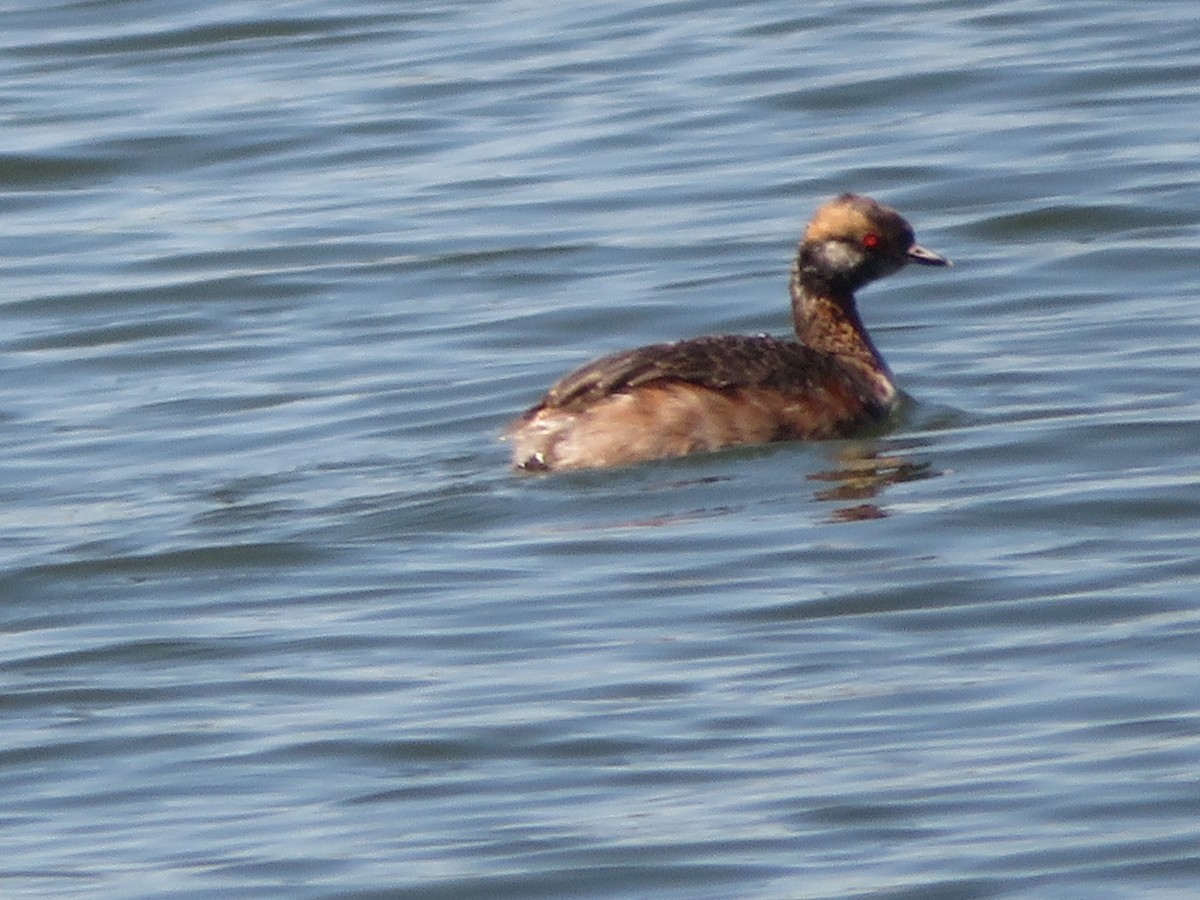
[534,335,862,412]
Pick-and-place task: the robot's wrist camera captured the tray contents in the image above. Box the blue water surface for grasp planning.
[3,1,1200,897]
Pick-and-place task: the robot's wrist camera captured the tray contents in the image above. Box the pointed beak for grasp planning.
[907,243,950,267]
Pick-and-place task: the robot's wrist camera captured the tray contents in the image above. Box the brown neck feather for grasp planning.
[788,258,884,366]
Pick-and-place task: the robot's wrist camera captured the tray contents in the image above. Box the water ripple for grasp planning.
[4,1,1200,898]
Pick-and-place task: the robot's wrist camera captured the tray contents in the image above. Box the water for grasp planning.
[4,1,1200,897]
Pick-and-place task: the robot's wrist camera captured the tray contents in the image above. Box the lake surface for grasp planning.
[4,1,1200,897]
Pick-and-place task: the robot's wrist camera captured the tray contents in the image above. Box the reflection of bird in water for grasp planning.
[809,445,938,522]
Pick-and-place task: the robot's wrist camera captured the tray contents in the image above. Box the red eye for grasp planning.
[862,233,881,249]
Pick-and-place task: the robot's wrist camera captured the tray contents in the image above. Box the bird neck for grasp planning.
[788,256,897,403]
[788,257,877,361]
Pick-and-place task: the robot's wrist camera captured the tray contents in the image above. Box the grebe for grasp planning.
[508,193,949,471]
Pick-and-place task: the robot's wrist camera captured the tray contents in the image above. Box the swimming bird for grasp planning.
[508,193,949,471]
